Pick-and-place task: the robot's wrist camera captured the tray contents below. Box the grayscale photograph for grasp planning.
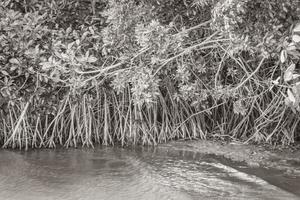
[0,0,300,199]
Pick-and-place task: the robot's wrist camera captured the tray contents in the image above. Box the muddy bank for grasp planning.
[157,140,300,176]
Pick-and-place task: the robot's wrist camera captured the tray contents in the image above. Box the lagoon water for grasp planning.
[0,146,299,200]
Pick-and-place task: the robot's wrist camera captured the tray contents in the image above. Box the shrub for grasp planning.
[1,0,300,148]
[212,0,300,56]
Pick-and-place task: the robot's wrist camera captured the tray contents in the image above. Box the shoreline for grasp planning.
[158,139,300,176]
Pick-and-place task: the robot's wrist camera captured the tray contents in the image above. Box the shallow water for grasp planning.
[0,146,299,200]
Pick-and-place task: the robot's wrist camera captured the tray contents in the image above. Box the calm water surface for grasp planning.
[0,146,299,200]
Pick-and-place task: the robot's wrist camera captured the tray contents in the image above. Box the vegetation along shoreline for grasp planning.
[0,0,300,150]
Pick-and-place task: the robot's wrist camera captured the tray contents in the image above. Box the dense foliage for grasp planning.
[0,0,300,149]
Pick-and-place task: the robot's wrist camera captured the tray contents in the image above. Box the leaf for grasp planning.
[66,27,72,34]
[272,76,280,85]
[287,43,296,51]
[292,84,300,98]
[10,65,17,71]
[89,26,95,35]
[24,48,36,57]
[81,31,89,41]
[280,50,287,63]
[40,62,52,70]
[1,70,9,76]
[67,42,74,50]
[86,56,97,63]
[294,23,300,33]
[76,56,86,62]
[284,64,295,82]
[61,53,69,60]
[292,74,300,80]
[85,51,90,58]
[287,89,296,103]
[293,83,300,101]
[287,50,300,59]
[292,34,300,43]
[9,58,20,65]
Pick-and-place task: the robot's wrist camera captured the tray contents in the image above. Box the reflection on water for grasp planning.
[0,146,299,200]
